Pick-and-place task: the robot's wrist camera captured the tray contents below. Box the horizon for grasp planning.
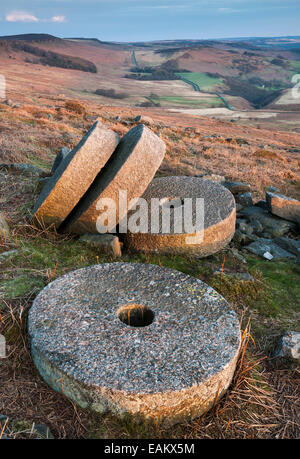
[0,1,299,42]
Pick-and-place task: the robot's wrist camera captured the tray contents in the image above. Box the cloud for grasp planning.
[6,11,40,23]
[51,16,66,23]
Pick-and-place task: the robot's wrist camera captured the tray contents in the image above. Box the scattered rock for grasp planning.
[51,147,71,175]
[134,115,155,126]
[239,206,267,218]
[248,212,296,238]
[236,192,253,208]
[201,174,225,183]
[266,191,300,225]
[79,234,122,257]
[246,238,295,260]
[274,237,300,256]
[0,250,18,261]
[213,270,255,282]
[223,181,251,195]
[274,331,300,361]
[0,163,46,177]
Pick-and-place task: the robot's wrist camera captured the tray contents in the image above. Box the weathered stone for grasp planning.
[239,206,267,218]
[0,163,46,177]
[201,174,225,183]
[125,176,236,257]
[213,270,255,282]
[223,181,251,195]
[246,238,295,260]
[31,122,120,228]
[274,237,300,256]
[233,230,257,245]
[62,125,166,234]
[274,331,300,360]
[28,263,241,426]
[248,212,296,237]
[51,147,71,175]
[236,219,253,235]
[0,213,10,240]
[236,192,253,208]
[79,234,122,257]
[266,191,300,225]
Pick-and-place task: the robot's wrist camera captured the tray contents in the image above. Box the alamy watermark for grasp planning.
[0,334,6,359]
[292,74,300,100]
[0,74,6,99]
[96,191,205,245]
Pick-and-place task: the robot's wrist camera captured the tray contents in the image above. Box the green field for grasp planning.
[148,94,224,108]
[176,72,224,91]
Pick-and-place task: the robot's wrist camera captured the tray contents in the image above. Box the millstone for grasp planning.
[60,124,166,234]
[31,121,120,227]
[28,263,241,426]
[125,176,236,257]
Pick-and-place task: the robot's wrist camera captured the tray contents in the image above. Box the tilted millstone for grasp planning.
[28,263,241,426]
[60,124,166,234]
[125,176,236,257]
[31,122,120,228]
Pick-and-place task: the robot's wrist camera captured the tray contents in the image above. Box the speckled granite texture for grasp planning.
[28,263,241,426]
[32,122,119,228]
[126,177,236,257]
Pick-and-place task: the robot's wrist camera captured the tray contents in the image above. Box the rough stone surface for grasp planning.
[266,191,300,225]
[51,147,71,175]
[274,331,300,360]
[79,234,122,257]
[274,237,300,256]
[134,115,155,126]
[223,181,251,195]
[125,176,236,257]
[236,192,253,208]
[28,263,241,426]
[0,163,45,177]
[31,122,120,228]
[62,125,166,234]
[247,211,296,237]
[246,238,295,260]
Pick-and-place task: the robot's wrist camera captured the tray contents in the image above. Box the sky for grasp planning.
[0,0,299,42]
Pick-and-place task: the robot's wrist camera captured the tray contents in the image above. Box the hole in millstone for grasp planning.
[117,304,155,327]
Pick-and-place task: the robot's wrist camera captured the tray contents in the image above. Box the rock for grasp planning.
[28,263,241,427]
[0,213,10,240]
[62,125,166,235]
[0,163,46,177]
[223,181,251,194]
[233,230,257,245]
[213,270,255,282]
[274,331,300,360]
[239,206,267,218]
[134,115,155,126]
[248,219,264,234]
[51,147,71,175]
[266,186,279,193]
[266,192,300,225]
[32,121,120,228]
[236,192,253,208]
[274,237,300,256]
[3,99,14,107]
[248,212,296,238]
[201,174,225,183]
[0,250,18,261]
[236,219,253,235]
[79,234,122,257]
[255,200,268,210]
[246,238,295,260]
[125,176,236,257]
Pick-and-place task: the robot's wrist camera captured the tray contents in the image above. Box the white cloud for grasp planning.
[6,11,40,23]
[51,16,66,23]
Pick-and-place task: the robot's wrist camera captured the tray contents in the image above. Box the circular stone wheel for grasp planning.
[28,263,241,426]
[125,176,236,257]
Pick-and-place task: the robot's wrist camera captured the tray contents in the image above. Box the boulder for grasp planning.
[266,191,300,225]
[79,234,122,257]
[273,237,300,256]
[248,212,296,238]
[223,181,251,195]
[236,192,253,208]
[134,115,155,126]
[246,238,295,260]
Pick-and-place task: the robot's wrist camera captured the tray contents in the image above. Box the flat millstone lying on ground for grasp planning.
[125,176,236,257]
[28,263,241,426]
[60,124,165,234]
[266,191,300,225]
[31,121,119,227]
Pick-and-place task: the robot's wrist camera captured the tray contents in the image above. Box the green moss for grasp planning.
[0,275,45,299]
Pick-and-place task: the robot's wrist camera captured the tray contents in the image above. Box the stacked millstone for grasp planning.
[32,121,236,257]
[28,263,241,426]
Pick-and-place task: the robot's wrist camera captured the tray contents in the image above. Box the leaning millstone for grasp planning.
[246,238,295,260]
[266,191,300,225]
[28,263,241,426]
[31,122,120,228]
[274,331,300,361]
[51,147,71,175]
[61,125,165,235]
[79,234,122,257]
[274,237,300,256]
[125,177,236,257]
